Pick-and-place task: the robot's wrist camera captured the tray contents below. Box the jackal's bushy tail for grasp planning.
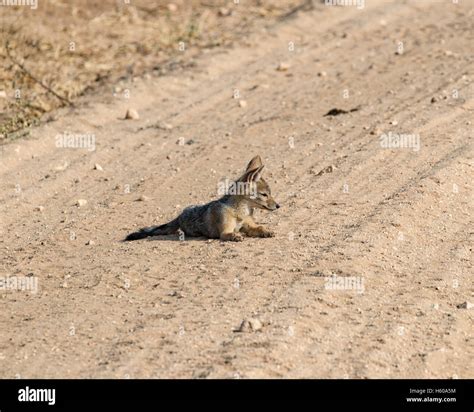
[124,218,180,241]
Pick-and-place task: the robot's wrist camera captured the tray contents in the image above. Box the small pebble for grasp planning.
[55,162,69,171]
[125,108,139,120]
[277,62,290,72]
[315,165,336,176]
[218,7,231,16]
[457,301,473,309]
[76,199,87,207]
[235,318,263,332]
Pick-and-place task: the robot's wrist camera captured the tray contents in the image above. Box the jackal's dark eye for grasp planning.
[260,193,268,198]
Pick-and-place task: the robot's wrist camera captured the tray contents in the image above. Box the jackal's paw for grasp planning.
[220,232,244,242]
[259,230,275,238]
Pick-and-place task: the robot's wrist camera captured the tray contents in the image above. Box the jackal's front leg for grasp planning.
[241,219,274,238]
[218,216,244,242]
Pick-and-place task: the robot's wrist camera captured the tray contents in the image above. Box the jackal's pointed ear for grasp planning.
[238,165,264,183]
[245,155,263,172]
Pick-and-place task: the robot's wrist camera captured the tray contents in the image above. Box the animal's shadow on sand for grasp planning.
[148,235,210,242]
[121,235,212,242]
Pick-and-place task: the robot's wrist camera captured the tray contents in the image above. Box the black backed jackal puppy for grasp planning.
[125,155,280,242]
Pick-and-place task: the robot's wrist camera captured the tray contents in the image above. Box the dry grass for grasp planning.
[0,0,303,142]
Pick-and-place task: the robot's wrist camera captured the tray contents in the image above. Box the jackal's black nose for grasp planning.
[276,203,280,209]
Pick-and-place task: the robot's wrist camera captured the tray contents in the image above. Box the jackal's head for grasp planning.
[237,155,280,211]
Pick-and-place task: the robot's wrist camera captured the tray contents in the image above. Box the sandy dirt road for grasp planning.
[0,0,472,379]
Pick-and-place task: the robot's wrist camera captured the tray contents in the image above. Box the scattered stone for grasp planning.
[167,3,177,12]
[457,301,473,309]
[94,163,103,171]
[218,7,231,16]
[370,127,382,136]
[34,206,44,212]
[86,240,95,246]
[54,162,69,171]
[239,100,247,108]
[277,62,290,72]
[431,96,438,103]
[124,108,139,120]
[317,71,327,77]
[76,199,87,207]
[314,165,336,176]
[235,318,263,333]
[137,195,150,202]
[0,90,7,99]
[390,120,398,126]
